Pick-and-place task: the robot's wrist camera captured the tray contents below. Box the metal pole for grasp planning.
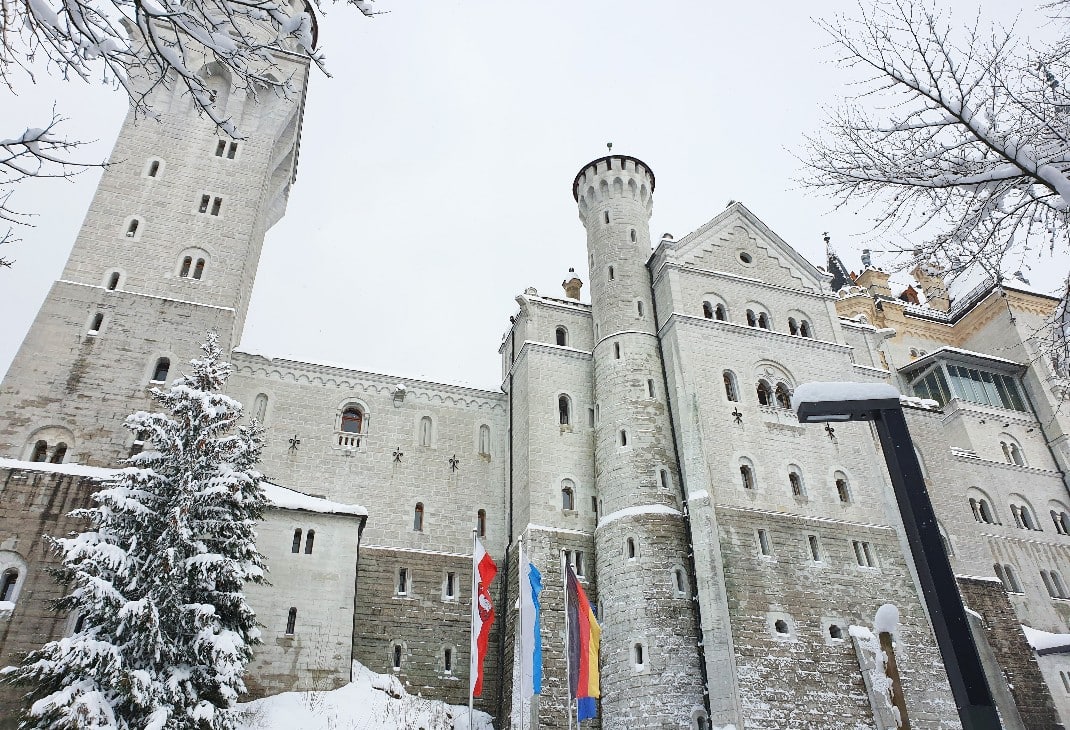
[469,529,477,729]
[518,535,526,730]
[872,407,1001,729]
[563,551,573,730]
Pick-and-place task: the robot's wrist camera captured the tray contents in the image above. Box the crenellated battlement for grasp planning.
[573,155,655,223]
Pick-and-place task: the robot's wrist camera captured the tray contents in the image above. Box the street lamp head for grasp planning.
[792,382,902,423]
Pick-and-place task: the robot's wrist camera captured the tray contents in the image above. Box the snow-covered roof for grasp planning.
[897,346,1024,378]
[0,459,367,518]
[1021,625,1070,655]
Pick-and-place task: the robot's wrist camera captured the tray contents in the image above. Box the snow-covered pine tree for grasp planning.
[5,333,268,730]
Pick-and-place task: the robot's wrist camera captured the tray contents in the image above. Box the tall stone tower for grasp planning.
[573,156,707,727]
[0,33,312,465]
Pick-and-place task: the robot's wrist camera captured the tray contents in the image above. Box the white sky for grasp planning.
[3,0,1065,391]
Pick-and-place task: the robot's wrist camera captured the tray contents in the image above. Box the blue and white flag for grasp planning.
[520,554,543,698]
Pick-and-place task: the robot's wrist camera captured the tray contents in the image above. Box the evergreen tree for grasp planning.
[6,333,268,729]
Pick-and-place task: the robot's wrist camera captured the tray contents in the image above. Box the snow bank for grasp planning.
[0,459,366,517]
[1021,625,1070,654]
[234,661,493,730]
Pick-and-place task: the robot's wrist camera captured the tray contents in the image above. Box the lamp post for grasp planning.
[793,382,1001,730]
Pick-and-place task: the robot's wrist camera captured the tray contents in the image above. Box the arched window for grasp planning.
[619,429,628,447]
[419,416,432,446]
[478,424,491,456]
[758,312,770,329]
[633,643,644,666]
[659,468,670,490]
[291,529,302,553]
[1051,509,1070,535]
[151,357,170,383]
[788,468,804,497]
[0,569,19,602]
[834,473,850,503]
[626,538,636,560]
[392,645,403,670]
[556,326,568,346]
[1012,502,1039,531]
[972,498,997,524]
[740,463,755,490]
[88,313,103,334]
[476,509,486,537]
[799,321,812,338]
[126,219,139,237]
[746,309,757,327]
[673,567,687,595]
[775,383,792,409]
[702,301,714,319]
[1010,443,1025,466]
[304,529,315,554]
[558,395,571,425]
[106,272,120,290]
[193,259,205,279]
[756,380,773,406]
[253,394,268,423]
[180,257,193,278]
[30,440,48,462]
[49,443,67,464]
[715,304,727,321]
[723,371,739,402]
[73,614,87,633]
[285,607,297,635]
[562,480,575,510]
[788,318,799,336]
[413,503,424,532]
[148,160,161,177]
[341,406,363,434]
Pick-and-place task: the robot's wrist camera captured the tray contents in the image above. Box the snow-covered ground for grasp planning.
[234,662,494,730]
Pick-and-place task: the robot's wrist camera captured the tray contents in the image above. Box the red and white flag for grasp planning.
[470,537,497,697]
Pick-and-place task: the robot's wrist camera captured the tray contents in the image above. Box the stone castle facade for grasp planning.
[1,24,1070,730]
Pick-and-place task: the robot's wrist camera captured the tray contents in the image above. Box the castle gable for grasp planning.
[664,203,829,294]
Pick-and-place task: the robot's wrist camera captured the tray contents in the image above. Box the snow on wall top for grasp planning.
[0,459,367,517]
[597,504,683,529]
[792,382,901,409]
[1021,625,1070,655]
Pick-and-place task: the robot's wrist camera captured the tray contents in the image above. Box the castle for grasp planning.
[1,16,1070,730]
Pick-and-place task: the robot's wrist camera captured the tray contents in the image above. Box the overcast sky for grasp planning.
[3,0,1064,391]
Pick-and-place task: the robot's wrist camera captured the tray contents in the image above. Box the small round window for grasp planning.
[739,252,753,264]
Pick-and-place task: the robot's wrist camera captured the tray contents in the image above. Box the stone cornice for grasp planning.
[231,352,507,412]
[651,263,838,302]
[658,313,855,355]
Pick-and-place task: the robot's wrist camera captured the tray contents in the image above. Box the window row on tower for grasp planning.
[736,459,854,504]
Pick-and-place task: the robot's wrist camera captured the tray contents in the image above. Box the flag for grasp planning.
[565,563,601,720]
[519,553,543,698]
[470,537,497,698]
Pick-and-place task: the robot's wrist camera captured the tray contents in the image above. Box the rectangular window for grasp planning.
[445,572,455,599]
[215,140,226,157]
[757,529,771,557]
[397,568,408,596]
[199,194,210,213]
[807,535,821,562]
[575,551,585,577]
[588,408,595,427]
[210,197,222,216]
[227,141,238,159]
[853,540,877,567]
[591,496,598,513]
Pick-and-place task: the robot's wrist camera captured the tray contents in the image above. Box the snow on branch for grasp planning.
[800,0,1070,280]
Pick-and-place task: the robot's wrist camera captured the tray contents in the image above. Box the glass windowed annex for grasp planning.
[910,361,1025,411]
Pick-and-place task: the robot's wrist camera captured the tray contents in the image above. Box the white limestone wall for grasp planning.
[244,508,363,696]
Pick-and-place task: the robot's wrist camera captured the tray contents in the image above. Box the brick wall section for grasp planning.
[956,575,1063,729]
[0,469,99,729]
[352,546,500,713]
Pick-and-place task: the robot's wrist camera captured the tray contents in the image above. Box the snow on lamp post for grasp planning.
[793,382,1000,730]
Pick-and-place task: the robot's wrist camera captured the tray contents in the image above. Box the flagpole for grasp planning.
[469,528,477,730]
[562,551,573,730]
[517,534,526,730]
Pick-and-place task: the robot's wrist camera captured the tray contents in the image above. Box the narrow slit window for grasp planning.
[199,194,211,214]
[634,644,644,665]
[89,313,103,334]
[637,300,644,317]
[107,272,120,290]
[227,141,238,159]
[193,259,205,279]
[757,529,771,556]
[215,140,227,157]
[558,395,571,425]
[413,503,424,532]
[619,429,628,447]
[630,229,636,242]
[604,211,610,224]
[758,312,770,329]
[477,509,486,537]
[562,482,575,510]
[397,568,408,595]
[151,357,170,383]
[210,197,222,216]
[555,326,567,346]
[808,535,821,561]
[647,379,655,398]
[304,529,315,554]
[285,607,297,635]
[148,160,160,177]
[740,464,755,490]
[836,478,850,503]
[31,440,48,462]
[0,569,18,602]
[723,371,739,402]
[445,572,456,598]
[393,645,402,670]
[180,256,192,277]
[614,342,621,359]
[419,416,432,446]
[444,647,453,673]
[291,529,302,553]
[800,321,812,338]
[608,266,615,281]
[126,219,139,237]
[702,301,714,319]
[789,472,803,497]
[627,538,636,560]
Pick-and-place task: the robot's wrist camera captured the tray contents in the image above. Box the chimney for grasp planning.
[911,262,950,312]
[562,268,583,300]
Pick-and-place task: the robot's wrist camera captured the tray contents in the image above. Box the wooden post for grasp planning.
[880,631,911,730]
